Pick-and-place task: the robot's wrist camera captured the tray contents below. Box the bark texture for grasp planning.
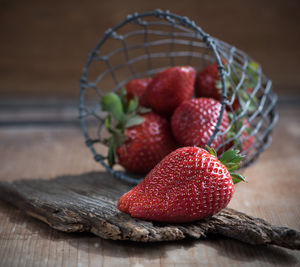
[0,172,299,250]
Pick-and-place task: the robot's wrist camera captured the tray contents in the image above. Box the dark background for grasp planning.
[0,0,299,99]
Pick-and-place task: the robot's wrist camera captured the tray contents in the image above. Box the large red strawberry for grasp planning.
[196,62,258,112]
[146,66,196,116]
[118,146,245,223]
[101,92,177,174]
[125,78,152,107]
[171,98,229,150]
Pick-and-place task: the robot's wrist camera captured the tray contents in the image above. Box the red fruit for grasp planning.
[101,91,177,174]
[118,147,244,223]
[196,63,241,109]
[117,112,177,174]
[125,78,152,107]
[146,66,196,116]
[171,98,229,150]
[196,63,221,101]
[196,63,258,112]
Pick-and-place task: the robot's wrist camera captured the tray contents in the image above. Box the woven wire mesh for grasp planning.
[79,10,278,184]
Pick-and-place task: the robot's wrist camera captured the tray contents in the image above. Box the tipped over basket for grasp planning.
[79,10,278,184]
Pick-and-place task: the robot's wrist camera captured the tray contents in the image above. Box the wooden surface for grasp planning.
[1,172,299,249]
[1,1,300,265]
[0,103,300,266]
[1,0,300,98]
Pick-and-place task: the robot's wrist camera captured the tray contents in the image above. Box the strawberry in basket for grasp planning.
[146,66,196,116]
[171,98,229,150]
[125,77,152,107]
[101,90,177,174]
[196,61,259,112]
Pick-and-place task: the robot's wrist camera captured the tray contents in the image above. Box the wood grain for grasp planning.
[0,106,299,266]
[0,172,299,249]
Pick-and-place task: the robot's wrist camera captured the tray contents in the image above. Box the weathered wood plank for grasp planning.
[0,171,299,250]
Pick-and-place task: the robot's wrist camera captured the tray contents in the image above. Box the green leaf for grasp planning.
[220,150,235,163]
[108,137,116,167]
[225,162,239,168]
[220,149,244,164]
[244,61,260,108]
[127,96,139,114]
[206,145,217,157]
[245,61,259,86]
[231,173,246,184]
[249,95,258,112]
[101,93,124,122]
[226,131,234,139]
[125,115,145,128]
[240,90,250,102]
[104,116,114,134]
[239,90,257,112]
[247,61,259,77]
[220,149,245,174]
[215,78,231,91]
[227,164,239,172]
[119,88,127,107]
[231,154,245,163]
[104,115,110,128]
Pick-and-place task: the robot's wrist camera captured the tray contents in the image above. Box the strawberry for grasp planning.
[146,66,196,116]
[116,112,177,174]
[118,146,245,223]
[125,77,152,107]
[196,63,221,101]
[171,98,229,150]
[196,62,259,112]
[101,91,176,174]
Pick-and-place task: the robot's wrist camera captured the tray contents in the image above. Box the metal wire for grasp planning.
[79,10,278,184]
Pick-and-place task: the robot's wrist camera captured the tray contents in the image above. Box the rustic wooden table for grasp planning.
[0,101,299,266]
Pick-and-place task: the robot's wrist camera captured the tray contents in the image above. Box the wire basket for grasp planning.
[79,10,278,184]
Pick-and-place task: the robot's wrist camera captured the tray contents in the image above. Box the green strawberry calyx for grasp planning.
[206,145,246,184]
[101,89,151,167]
